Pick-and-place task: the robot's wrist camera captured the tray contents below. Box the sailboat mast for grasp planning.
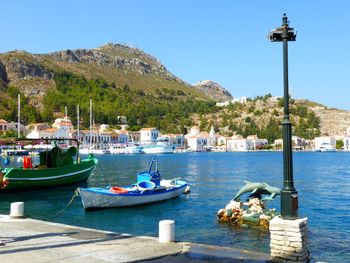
[89,99,92,146]
[77,104,80,143]
[65,106,68,139]
[17,94,20,138]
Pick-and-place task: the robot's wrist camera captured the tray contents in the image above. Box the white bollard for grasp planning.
[10,202,24,218]
[159,220,175,243]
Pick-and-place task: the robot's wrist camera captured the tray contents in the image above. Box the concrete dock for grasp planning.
[0,215,271,262]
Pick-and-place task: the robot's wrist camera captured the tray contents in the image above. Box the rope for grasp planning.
[97,161,110,186]
[42,189,79,220]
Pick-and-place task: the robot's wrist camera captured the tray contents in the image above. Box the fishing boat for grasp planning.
[78,156,188,209]
[0,138,98,191]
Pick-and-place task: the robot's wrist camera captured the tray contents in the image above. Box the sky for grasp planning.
[1,1,349,110]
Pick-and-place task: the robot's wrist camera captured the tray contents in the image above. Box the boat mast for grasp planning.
[77,104,80,144]
[89,99,92,148]
[65,106,68,146]
[17,94,20,138]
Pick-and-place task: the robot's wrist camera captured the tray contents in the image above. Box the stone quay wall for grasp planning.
[269,216,310,262]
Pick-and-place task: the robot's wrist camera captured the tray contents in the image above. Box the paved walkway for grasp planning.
[0,215,270,262]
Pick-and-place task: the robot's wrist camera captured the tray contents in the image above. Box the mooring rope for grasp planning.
[42,189,79,220]
[97,161,110,186]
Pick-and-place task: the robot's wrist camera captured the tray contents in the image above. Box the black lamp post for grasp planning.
[268,14,298,219]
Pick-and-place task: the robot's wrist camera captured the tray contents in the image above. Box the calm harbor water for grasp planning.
[1,152,349,262]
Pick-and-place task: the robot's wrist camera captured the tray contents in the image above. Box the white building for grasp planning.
[231,97,247,104]
[274,136,306,150]
[216,97,247,107]
[164,134,185,148]
[314,136,336,151]
[227,135,254,151]
[52,118,73,138]
[0,119,8,132]
[127,131,141,143]
[343,136,350,151]
[247,135,268,150]
[26,127,57,139]
[99,124,110,132]
[140,127,159,144]
[0,119,26,135]
[185,126,209,152]
[209,126,217,146]
[217,135,229,146]
[343,126,350,151]
[216,101,230,107]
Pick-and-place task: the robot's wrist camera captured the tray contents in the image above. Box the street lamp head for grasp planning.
[268,14,297,42]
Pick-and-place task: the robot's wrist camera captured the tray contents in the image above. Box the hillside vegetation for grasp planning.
[0,43,349,140]
[195,94,321,143]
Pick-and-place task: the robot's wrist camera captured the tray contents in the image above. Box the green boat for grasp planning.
[0,138,98,191]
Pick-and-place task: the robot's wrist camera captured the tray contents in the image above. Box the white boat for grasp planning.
[109,143,144,154]
[316,143,336,152]
[78,156,188,209]
[79,146,110,155]
[78,180,187,209]
[141,138,175,154]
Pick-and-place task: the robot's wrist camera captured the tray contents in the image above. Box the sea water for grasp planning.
[0,152,349,262]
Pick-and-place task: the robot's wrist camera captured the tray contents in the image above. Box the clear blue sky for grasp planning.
[2,1,349,110]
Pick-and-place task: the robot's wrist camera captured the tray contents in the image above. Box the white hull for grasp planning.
[141,145,175,154]
[109,145,144,154]
[78,183,186,209]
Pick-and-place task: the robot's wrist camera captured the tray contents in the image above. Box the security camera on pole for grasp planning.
[268,14,310,262]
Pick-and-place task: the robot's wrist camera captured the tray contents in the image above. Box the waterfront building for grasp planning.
[115,130,128,143]
[26,127,57,139]
[217,135,229,146]
[163,134,185,148]
[140,127,159,144]
[344,136,350,151]
[208,126,217,146]
[0,119,26,135]
[185,126,209,151]
[274,136,307,150]
[227,135,254,151]
[186,134,209,152]
[314,136,336,151]
[52,118,73,138]
[247,135,268,150]
[0,119,8,132]
[71,130,86,144]
[99,124,110,132]
[127,131,141,143]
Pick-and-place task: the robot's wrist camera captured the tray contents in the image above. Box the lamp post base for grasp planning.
[281,190,298,219]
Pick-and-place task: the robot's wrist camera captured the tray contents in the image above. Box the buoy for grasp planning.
[10,202,24,218]
[159,220,175,243]
[110,187,129,194]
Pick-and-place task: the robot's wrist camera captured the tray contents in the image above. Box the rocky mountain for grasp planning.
[0,43,349,137]
[197,97,350,138]
[0,43,207,109]
[311,105,350,137]
[193,80,232,101]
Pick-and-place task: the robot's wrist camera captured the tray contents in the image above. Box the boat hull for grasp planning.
[2,158,98,191]
[141,145,175,154]
[78,181,187,209]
